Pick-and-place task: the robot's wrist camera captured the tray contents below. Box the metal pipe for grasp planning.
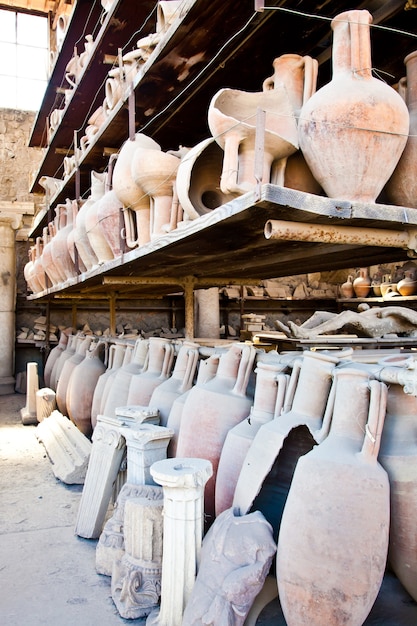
[264,219,411,249]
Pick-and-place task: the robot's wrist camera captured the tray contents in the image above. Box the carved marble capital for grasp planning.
[111,494,164,619]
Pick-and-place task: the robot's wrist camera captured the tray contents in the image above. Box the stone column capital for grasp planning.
[151,458,213,492]
[0,212,23,231]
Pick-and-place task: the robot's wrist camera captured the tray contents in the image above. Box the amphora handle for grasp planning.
[360,380,388,461]
[281,357,303,413]
[273,373,290,417]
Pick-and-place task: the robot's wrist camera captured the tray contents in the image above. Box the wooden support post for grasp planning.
[109,292,116,336]
[71,302,77,331]
[183,277,195,341]
[45,299,51,361]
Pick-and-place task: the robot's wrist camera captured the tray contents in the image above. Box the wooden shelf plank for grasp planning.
[27,185,417,301]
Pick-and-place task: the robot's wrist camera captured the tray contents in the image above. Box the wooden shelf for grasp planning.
[28,0,417,235]
[27,184,417,301]
[28,0,104,149]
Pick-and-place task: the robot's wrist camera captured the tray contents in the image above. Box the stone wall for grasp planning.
[0,108,43,204]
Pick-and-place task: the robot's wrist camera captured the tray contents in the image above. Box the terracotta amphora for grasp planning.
[96,154,125,260]
[176,137,238,221]
[73,170,106,271]
[262,53,317,115]
[67,198,87,273]
[43,328,71,388]
[340,273,355,298]
[149,341,200,426]
[66,340,106,437]
[51,199,77,282]
[126,337,175,407]
[24,245,39,294]
[85,155,123,264]
[91,340,130,428]
[232,350,341,540]
[32,236,47,293]
[276,368,389,626]
[39,226,52,287]
[378,358,417,601]
[112,133,161,248]
[131,148,181,239]
[42,221,66,286]
[208,87,298,194]
[215,353,289,517]
[385,50,417,208]
[264,54,319,193]
[55,335,93,416]
[166,350,220,457]
[176,342,256,526]
[298,9,409,203]
[397,270,417,296]
[50,333,77,391]
[156,1,182,33]
[353,267,371,298]
[101,337,150,419]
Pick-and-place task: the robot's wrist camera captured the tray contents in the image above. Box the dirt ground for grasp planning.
[1,392,417,625]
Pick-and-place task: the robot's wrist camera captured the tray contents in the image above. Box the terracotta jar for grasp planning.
[378,365,417,601]
[262,53,318,117]
[166,350,220,457]
[24,245,40,294]
[50,333,77,391]
[176,137,237,221]
[105,67,125,112]
[67,198,86,273]
[176,342,256,527]
[101,337,150,419]
[208,85,298,194]
[55,335,93,416]
[73,170,106,271]
[66,341,106,437]
[353,267,371,297]
[215,354,289,517]
[276,368,389,626]
[90,341,130,428]
[51,199,77,282]
[125,337,175,407]
[340,274,354,298]
[96,154,124,260]
[112,132,161,248]
[85,165,118,265]
[32,236,47,293]
[43,328,71,388]
[232,350,341,539]
[385,50,417,208]
[298,9,409,203]
[149,340,200,426]
[42,221,66,286]
[397,270,417,296]
[131,148,181,240]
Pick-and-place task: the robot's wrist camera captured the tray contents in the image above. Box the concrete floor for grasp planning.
[1,392,417,625]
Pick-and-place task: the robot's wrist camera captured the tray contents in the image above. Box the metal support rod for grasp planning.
[128,86,136,142]
[254,107,266,201]
[264,219,416,250]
